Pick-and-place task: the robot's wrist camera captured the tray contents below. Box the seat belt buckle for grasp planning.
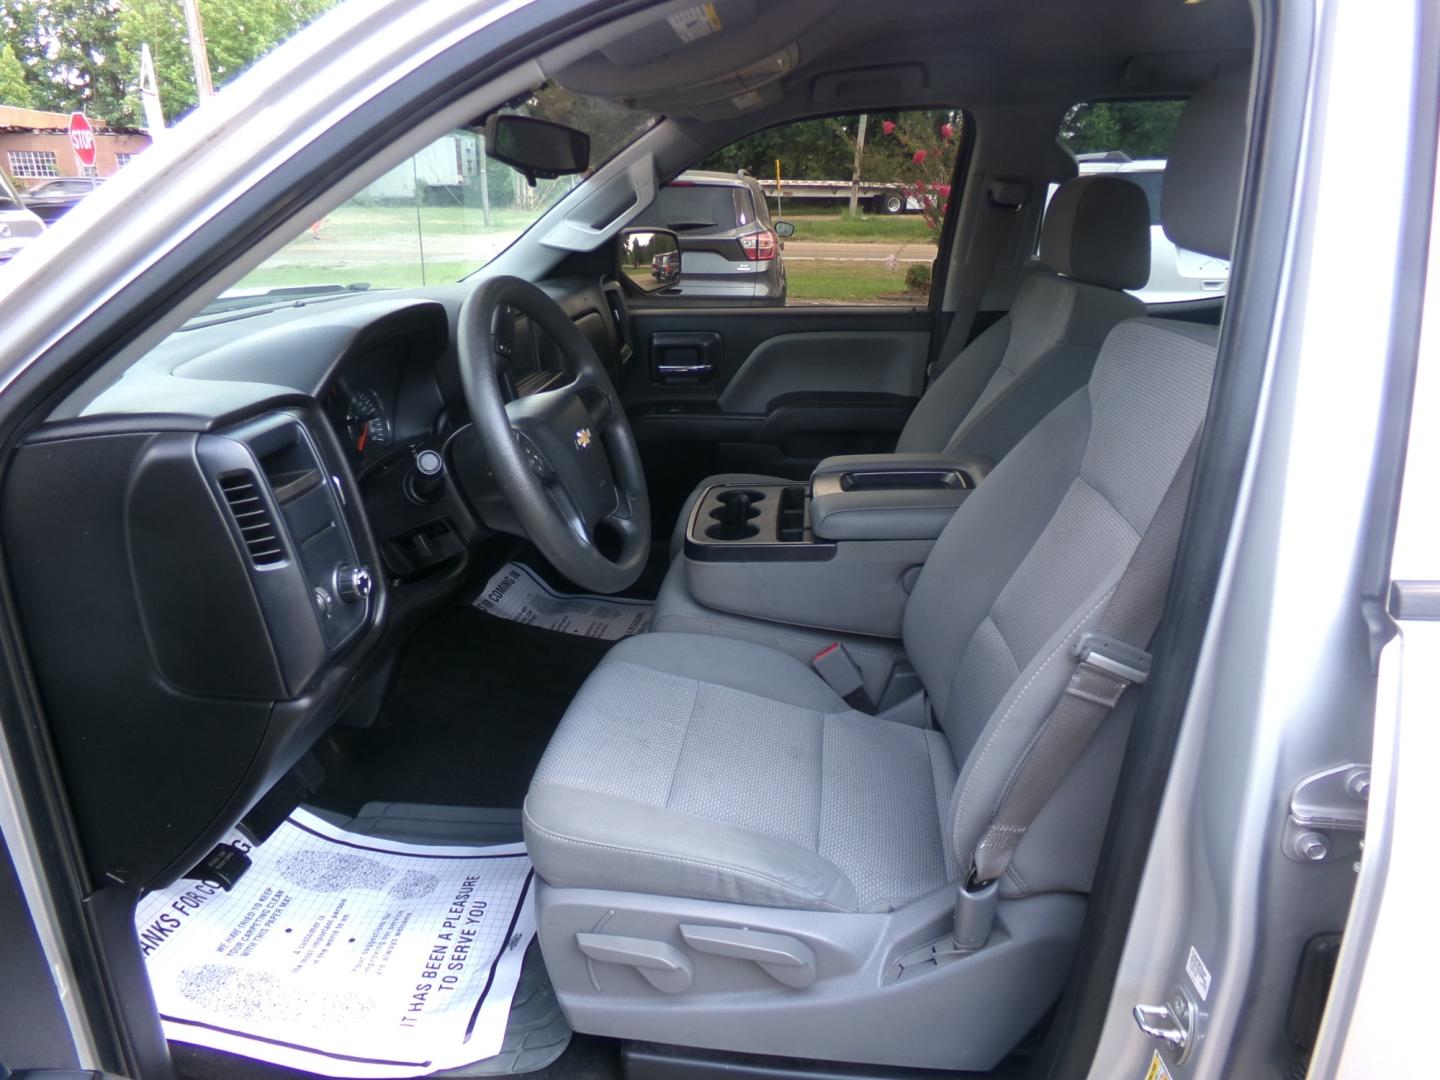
[1071,632,1151,685]
[953,873,1000,953]
[812,643,875,712]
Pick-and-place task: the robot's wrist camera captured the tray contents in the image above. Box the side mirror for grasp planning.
[774,220,795,238]
[618,228,682,293]
[482,114,589,183]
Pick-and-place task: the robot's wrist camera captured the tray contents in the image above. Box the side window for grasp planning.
[1050,100,1230,304]
[635,110,966,307]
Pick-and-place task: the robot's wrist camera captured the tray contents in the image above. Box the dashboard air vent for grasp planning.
[218,471,285,567]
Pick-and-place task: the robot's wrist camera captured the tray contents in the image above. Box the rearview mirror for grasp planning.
[618,228,681,293]
[774,220,795,238]
[483,114,589,183]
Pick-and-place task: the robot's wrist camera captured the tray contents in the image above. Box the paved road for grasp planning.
[781,239,937,262]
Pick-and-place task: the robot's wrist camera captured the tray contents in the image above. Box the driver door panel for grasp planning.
[622,306,930,534]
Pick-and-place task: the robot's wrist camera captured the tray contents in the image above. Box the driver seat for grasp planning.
[522,75,1247,1071]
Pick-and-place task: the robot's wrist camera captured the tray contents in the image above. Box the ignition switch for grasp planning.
[407,448,446,502]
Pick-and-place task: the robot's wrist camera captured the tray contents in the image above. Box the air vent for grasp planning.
[218,471,285,567]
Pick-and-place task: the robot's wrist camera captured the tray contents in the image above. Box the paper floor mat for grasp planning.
[474,562,651,641]
[137,808,535,1078]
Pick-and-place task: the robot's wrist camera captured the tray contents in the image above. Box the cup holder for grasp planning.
[706,488,765,540]
[705,522,761,541]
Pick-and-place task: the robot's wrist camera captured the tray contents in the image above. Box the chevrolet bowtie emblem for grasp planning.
[574,427,593,450]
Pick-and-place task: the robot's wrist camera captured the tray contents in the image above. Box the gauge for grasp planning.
[346,389,390,454]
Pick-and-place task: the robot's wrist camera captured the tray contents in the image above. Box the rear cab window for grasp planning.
[1048,100,1230,304]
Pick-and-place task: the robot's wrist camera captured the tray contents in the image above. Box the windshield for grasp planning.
[209,84,656,314]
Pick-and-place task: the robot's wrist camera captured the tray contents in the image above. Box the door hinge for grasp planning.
[1283,763,1369,865]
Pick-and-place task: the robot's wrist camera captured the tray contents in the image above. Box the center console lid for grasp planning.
[809,452,993,541]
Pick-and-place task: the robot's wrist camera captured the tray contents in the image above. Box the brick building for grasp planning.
[0,105,151,191]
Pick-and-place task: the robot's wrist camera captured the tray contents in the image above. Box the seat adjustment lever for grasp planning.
[679,924,817,988]
[575,932,693,993]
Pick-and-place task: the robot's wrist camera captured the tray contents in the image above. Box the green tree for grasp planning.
[1060,100,1185,159]
[0,1,340,126]
[0,42,33,106]
[698,110,959,187]
[117,0,337,125]
[0,1,128,119]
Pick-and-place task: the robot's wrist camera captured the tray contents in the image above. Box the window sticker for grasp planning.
[1186,944,1212,1001]
[668,3,723,44]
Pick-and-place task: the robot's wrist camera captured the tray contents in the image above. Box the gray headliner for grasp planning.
[553,0,1253,163]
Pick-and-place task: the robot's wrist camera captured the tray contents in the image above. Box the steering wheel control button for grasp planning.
[335,563,373,603]
[312,586,333,618]
[518,435,553,480]
[407,448,445,502]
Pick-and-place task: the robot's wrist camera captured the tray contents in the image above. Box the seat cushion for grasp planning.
[524,632,957,913]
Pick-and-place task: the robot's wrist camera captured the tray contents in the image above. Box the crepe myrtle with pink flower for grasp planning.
[877,114,962,229]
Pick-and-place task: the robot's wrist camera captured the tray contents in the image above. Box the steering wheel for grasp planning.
[457,275,650,594]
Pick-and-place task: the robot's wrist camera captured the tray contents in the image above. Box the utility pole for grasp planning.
[479,133,491,227]
[180,0,215,99]
[848,113,868,217]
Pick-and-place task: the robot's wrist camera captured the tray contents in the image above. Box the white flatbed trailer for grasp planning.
[755,178,919,214]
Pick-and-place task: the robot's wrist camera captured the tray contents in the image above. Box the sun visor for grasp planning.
[555,0,823,100]
[599,0,759,67]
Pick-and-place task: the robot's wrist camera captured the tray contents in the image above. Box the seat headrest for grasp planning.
[1038,174,1151,291]
[1162,71,1251,259]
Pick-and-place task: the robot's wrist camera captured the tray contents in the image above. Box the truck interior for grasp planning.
[0,0,1280,1078]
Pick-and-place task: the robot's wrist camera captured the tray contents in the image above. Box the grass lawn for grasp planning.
[311,203,536,240]
[778,212,936,244]
[786,260,928,305]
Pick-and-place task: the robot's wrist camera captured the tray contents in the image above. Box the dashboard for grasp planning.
[1,274,635,894]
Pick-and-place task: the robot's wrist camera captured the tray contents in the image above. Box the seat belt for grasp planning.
[927,177,1029,385]
[952,433,1202,952]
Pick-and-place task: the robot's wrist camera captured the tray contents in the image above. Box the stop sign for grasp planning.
[68,112,96,168]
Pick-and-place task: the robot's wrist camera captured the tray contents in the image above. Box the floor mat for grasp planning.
[139,808,535,1078]
[312,608,614,816]
[474,562,651,641]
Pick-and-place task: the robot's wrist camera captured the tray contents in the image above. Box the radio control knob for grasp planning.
[335,564,373,603]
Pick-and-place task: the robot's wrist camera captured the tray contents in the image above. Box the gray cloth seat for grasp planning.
[528,315,1221,911]
[526,631,956,912]
[667,173,1151,559]
[522,73,1248,1070]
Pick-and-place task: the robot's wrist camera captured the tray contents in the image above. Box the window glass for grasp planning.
[1046,99,1229,304]
[212,83,656,312]
[7,150,59,179]
[635,110,965,308]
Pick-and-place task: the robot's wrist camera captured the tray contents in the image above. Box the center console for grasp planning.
[682,453,991,638]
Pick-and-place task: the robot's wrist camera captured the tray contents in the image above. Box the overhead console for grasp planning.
[2,406,382,890]
[681,453,991,639]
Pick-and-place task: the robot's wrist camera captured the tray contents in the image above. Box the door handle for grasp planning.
[656,363,713,378]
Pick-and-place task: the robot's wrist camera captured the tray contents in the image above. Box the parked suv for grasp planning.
[0,171,45,269]
[1072,153,1231,303]
[630,169,788,306]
